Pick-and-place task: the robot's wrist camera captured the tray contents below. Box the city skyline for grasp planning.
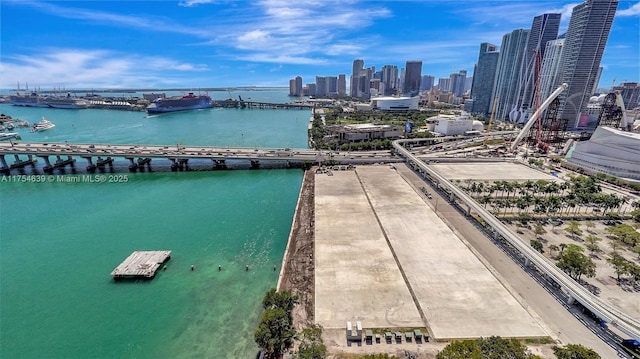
[1,0,639,89]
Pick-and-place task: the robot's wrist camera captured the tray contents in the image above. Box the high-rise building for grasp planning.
[491,29,530,121]
[289,76,303,96]
[351,59,364,97]
[438,78,451,92]
[289,79,296,97]
[316,76,327,97]
[337,74,346,97]
[556,0,618,128]
[403,61,422,96]
[307,83,317,97]
[450,70,468,97]
[382,65,399,95]
[470,43,500,116]
[326,76,338,96]
[518,13,561,111]
[421,75,435,91]
[539,38,565,103]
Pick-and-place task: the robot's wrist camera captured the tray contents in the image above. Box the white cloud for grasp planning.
[178,0,217,7]
[236,54,328,65]
[237,30,272,48]
[618,2,640,16]
[0,49,210,88]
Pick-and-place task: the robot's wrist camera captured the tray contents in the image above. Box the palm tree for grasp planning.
[523,180,535,195]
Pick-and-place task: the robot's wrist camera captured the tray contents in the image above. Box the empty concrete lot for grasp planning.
[429,162,557,181]
[314,166,547,339]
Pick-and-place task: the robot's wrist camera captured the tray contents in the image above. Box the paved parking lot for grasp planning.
[429,162,557,181]
[314,166,547,339]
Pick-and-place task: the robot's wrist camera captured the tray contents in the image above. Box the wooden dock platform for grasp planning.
[111,250,171,280]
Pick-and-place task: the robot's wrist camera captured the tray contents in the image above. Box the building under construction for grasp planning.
[596,92,627,129]
[524,97,568,151]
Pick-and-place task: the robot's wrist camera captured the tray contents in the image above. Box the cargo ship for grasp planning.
[146,93,213,114]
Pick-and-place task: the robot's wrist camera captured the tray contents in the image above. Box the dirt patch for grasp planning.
[506,220,640,318]
[278,168,315,330]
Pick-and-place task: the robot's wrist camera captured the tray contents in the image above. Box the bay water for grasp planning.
[0,90,308,358]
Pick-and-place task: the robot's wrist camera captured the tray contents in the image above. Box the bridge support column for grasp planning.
[137,158,151,172]
[524,258,531,267]
[125,157,138,172]
[250,160,260,169]
[171,158,188,171]
[0,155,8,171]
[212,159,227,170]
[466,205,471,216]
[449,193,455,202]
[38,155,53,172]
[83,156,97,172]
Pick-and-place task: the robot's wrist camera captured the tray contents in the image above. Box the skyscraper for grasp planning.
[539,38,565,103]
[289,76,303,96]
[316,76,327,97]
[421,75,435,91]
[450,70,468,97]
[403,60,422,96]
[518,13,561,112]
[491,29,530,121]
[470,43,500,116]
[556,0,618,127]
[350,59,364,97]
[382,65,399,95]
[337,74,346,97]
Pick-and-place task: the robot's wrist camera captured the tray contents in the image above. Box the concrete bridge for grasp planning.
[0,142,398,173]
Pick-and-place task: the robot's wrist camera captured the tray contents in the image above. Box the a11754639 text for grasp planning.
[1,174,129,184]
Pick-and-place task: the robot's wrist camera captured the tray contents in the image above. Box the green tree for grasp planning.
[295,324,327,359]
[564,221,583,241]
[263,288,299,314]
[585,221,595,233]
[552,344,601,359]
[556,244,596,281]
[436,336,540,359]
[534,224,547,238]
[606,252,630,285]
[436,340,482,359]
[605,224,640,248]
[530,239,544,253]
[255,289,298,358]
[584,234,602,255]
[254,308,296,359]
[549,244,560,258]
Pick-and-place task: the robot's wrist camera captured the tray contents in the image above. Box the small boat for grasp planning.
[30,117,56,132]
[0,132,21,141]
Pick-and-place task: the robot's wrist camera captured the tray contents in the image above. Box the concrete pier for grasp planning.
[111,250,171,280]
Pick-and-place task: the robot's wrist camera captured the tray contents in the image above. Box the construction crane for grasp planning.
[510,83,568,152]
[484,96,499,147]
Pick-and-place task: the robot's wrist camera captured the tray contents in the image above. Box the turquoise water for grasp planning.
[0,96,307,358]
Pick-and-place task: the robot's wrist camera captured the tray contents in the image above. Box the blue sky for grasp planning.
[1,0,638,89]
